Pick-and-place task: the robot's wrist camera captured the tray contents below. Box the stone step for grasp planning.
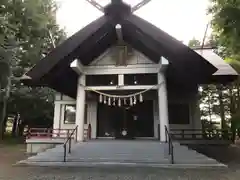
[28,157,167,163]
[22,140,224,166]
[175,159,219,164]
[163,142,221,164]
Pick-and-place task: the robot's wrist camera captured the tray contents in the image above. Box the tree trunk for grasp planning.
[11,114,18,137]
[0,75,11,139]
[237,77,240,111]
[229,85,235,116]
[0,96,7,139]
[18,120,24,137]
[207,86,212,123]
[218,85,226,129]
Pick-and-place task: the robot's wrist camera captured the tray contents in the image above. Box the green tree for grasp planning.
[195,1,240,134]
[209,0,240,132]
[209,0,240,58]
[188,36,234,131]
[188,38,201,48]
[0,0,66,138]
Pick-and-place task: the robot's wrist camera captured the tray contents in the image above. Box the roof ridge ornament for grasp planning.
[85,0,152,13]
[85,0,104,12]
[112,0,123,3]
[131,0,152,12]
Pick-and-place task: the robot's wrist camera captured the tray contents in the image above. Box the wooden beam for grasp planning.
[70,59,84,75]
[71,60,166,75]
[116,24,123,42]
[84,64,160,75]
[118,74,124,86]
[85,0,104,12]
[131,0,152,12]
[86,85,158,91]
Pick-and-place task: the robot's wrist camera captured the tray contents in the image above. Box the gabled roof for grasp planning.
[195,49,237,76]
[195,49,238,83]
[22,1,226,98]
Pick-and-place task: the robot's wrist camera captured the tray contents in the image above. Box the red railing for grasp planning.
[26,128,75,139]
[26,127,90,140]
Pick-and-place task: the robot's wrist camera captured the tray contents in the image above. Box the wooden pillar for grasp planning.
[153,100,159,139]
[193,92,202,130]
[158,72,169,142]
[53,103,61,137]
[53,102,61,129]
[76,75,86,142]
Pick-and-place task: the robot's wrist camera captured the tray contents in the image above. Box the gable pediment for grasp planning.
[89,45,155,66]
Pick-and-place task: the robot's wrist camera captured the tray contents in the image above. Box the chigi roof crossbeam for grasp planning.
[85,0,152,13]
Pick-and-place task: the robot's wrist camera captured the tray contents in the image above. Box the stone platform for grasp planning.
[17,140,226,168]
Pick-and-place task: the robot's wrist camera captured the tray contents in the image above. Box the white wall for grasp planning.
[53,93,98,138]
[53,93,76,131]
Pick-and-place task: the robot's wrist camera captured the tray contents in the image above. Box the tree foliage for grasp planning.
[0,0,66,137]
[189,0,240,132]
[188,38,201,48]
[209,0,240,58]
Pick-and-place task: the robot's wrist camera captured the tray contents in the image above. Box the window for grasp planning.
[168,103,190,124]
[124,74,158,85]
[86,75,118,86]
[64,105,76,124]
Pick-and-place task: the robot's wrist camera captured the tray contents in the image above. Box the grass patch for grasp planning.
[0,134,25,146]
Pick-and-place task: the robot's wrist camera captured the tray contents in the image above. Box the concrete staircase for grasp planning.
[164,142,221,164]
[18,140,225,167]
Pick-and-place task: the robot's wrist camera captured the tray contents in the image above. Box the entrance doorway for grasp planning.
[113,106,135,139]
[97,100,154,139]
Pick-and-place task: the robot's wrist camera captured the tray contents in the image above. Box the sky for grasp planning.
[56,0,212,44]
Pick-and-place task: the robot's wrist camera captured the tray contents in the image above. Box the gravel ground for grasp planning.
[1,144,240,180]
[0,166,239,180]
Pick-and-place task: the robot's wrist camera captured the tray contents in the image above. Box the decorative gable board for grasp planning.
[89,47,154,66]
[127,51,154,65]
[90,49,116,66]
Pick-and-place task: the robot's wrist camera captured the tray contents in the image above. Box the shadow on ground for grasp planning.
[189,144,240,169]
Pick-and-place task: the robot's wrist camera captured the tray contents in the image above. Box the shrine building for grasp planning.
[22,0,237,142]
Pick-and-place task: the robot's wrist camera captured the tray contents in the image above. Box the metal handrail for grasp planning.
[63,125,78,162]
[165,125,174,164]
